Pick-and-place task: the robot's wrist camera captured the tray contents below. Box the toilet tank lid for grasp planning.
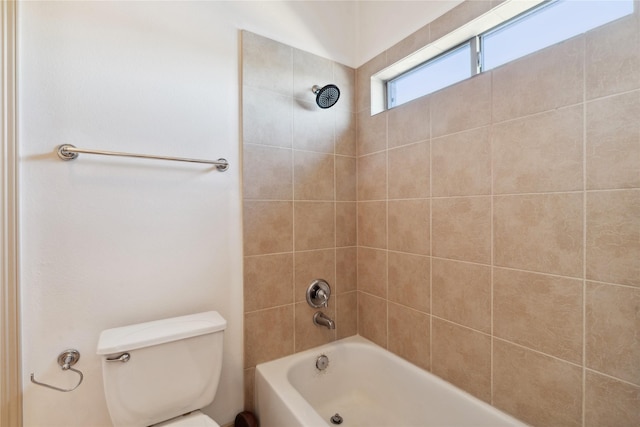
[96,311,226,355]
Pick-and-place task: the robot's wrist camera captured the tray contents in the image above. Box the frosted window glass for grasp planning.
[388,43,471,108]
[482,0,634,70]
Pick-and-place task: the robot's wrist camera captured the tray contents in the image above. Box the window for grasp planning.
[482,0,635,71]
[383,0,634,110]
[388,42,473,108]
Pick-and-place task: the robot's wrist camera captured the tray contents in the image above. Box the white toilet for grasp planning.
[96,311,227,427]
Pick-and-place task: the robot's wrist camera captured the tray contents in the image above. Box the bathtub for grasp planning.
[255,335,527,427]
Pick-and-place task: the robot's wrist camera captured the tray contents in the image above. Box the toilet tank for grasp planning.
[97,311,226,427]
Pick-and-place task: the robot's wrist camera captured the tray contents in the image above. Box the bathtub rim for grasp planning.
[254,334,527,427]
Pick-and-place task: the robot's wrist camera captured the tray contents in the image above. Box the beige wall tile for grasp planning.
[586,13,640,99]
[432,319,491,403]
[386,24,430,65]
[494,193,583,277]
[336,202,356,247]
[294,151,334,200]
[334,62,356,113]
[244,11,640,427]
[585,370,640,427]
[388,199,430,255]
[388,251,430,313]
[293,102,335,153]
[432,196,491,264]
[429,0,493,41]
[243,144,292,200]
[492,106,584,194]
[336,247,357,294]
[357,152,386,201]
[335,111,356,156]
[294,202,335,251]
[244,305,294,367]
[493,38,583,123]
[586,282,640,385]
[388,142,430,199]
[357,201,387,249]
[243,86,292,147]
[242,31,292,96]
[387,96,430,148]
[295,301,336,352]
[493,339,583,427]
[294,249,335,303]
[431,73,492,138]
[357,247,387,298]
[357,292,387,348]
[388,303,430,370]
[432,127,491,197]
[293,48,333,102]
[586,91,640,190]
[244,254,293,312]
[357,108,387,156]
[337,291,358,339]
[356,52,387,113]
[586,190,640,287]
[336,156,356,201]
[432,259,490,333]
[494,268,583,364]
[243,201,293,256]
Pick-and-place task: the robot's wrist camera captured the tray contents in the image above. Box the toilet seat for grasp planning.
[153,411,220,427]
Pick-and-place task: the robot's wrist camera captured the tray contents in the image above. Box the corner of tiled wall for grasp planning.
[241,30,357,412]
[355,2,640,427]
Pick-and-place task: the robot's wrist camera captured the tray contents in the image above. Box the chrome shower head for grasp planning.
[312,84,340,109]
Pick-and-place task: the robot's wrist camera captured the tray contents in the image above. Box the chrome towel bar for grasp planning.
[56,144,229,171]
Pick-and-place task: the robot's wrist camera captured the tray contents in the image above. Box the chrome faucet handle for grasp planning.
[306,279,331,308]
[316,289,328,307]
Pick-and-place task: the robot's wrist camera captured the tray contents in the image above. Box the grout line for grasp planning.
[387,138,430,152]
[355,95,360,338]
[431,315,493,338]
[245,301,297,315]
[385,108,390,350]
[335,188,640,205]
[291,86,297,354]
[581,35,588,427]
[489,67,495,406]
[429,95,433,371]
[583,367,640,389]
[492,336,585,369]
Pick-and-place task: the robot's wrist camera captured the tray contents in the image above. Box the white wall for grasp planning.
[356,0,463,66]
[17,1,356,426]
[17,1,462,425]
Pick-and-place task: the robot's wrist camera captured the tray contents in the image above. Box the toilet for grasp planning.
[96,311,227,427]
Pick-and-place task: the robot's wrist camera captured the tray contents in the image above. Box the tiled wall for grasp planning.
[241,31,357,410]
[355,2,639,427]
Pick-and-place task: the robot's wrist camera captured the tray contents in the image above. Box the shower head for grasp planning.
[312,84,340,109]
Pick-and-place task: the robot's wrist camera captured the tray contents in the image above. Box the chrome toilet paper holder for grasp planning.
[30,349,83,392]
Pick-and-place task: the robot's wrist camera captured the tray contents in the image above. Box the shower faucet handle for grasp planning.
[316,289,328,306]
[306,279,331,308]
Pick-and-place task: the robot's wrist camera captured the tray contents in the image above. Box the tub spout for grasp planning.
[313,311,335,329]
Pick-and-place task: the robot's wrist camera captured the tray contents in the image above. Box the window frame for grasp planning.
[386,39,479,109]
[382,0,634,111]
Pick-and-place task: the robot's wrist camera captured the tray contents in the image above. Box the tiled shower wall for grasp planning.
[241,31,357,410]
[355,2,639,427]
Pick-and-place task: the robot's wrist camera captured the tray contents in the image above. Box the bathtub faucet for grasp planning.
[313,311,335,329]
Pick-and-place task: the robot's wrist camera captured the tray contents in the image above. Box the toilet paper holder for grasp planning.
[30,349,84,392]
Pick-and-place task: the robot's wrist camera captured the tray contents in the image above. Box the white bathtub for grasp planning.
[255,335,527,427]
